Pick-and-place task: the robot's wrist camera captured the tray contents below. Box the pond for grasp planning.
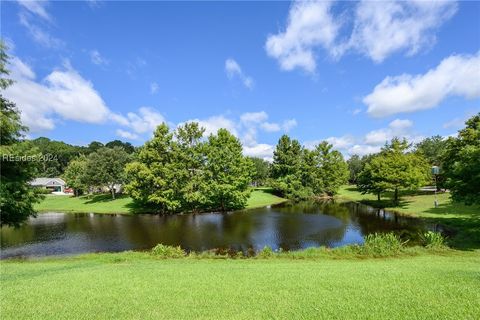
[0,201,433,259]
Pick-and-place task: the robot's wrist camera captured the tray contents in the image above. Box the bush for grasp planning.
[37,188,53,194]
[422,231,446,248]
[257,246,275,258]
[361,233,404,256]
[151,244,185,258]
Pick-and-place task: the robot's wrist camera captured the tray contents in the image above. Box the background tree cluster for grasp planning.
[63,147,130,198]
[26,138,135,177]
[356,138,431,204]
[124,123,254,213]
[270,135,349,200]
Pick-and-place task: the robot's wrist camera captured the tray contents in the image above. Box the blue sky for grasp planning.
[2,0,479,159]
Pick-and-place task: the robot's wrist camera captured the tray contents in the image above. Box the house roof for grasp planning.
[30,178,66,186]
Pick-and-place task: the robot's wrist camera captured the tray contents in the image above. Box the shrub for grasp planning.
[361,233,404,256]
[257,246,275,258]
[151,244,185,258]
[37,188,53,194]
[422,231,446,248]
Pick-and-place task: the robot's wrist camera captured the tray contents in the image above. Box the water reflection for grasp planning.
[0,201,429,259]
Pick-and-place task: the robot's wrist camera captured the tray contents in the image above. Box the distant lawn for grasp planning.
[34,188,286,214]
[337,185,480,249]
[245,187,286,209]
[1,251,479,319]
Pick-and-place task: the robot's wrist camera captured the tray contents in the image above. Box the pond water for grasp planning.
[1,201,433,259]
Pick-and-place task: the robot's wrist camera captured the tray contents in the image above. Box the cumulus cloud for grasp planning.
[182,115,239,137]
[265,0,457,72]
[265,1,338,73]
[364,52,480,117]
[349,0,457,62]
[304,119,422,157]
[240,111,268,124]
[225,58,254,89]
[115,129,139,140]
[114,107,166,137]
[4,56,111,132]
[243,143,275,161]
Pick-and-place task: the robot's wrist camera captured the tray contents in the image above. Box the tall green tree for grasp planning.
[312,142,349,196]
[270,135,308,199]
[442,114,480,205]
[414,135,446,166]
[85,147,130,199]
[203,129,254,211]
[357,138,430,204]
[125,123,179,212]
[0,41,42,226]
[347,154,363,184]
[249,157,269,186]
[172,122,207,212]
[63,156,88,196]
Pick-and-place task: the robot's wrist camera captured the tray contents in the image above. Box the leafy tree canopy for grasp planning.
[442,113,480,205]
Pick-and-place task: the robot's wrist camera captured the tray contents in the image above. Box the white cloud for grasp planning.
[265,0,457,71]
[349,0,457,62]
[115,129,139,140]
[352,108,361,115]
[150,82,159,94]
[225,58,254,89]
[364,118,414,145]
[348,144,382,157]
[90,50,109,66]
[265,1,338,73]
[240,111,268,124]
[17,0,51,21]
[260,122,281,132]
[182,115,239,137]
[364,52,480,117]
[389,119,413,131]
[282,119,297,132]
[118,107,166,134]
[243,143,275,161]
[19,13,64,48]
[4,56,110,132]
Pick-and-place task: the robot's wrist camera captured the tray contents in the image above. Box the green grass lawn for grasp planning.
[337,185,480,249]
[1,251,479,320]
[34,188,286,214]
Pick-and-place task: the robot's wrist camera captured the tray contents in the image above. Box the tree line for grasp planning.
[347,115,480,205]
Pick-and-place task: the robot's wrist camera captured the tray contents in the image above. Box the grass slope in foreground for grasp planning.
[2,251,479,320]
[337,185,480,249]
[33,188,286,214]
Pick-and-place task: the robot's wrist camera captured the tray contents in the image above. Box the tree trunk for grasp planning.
[394,188,398,205]
[377,192,381,201]
[111,186,115,199]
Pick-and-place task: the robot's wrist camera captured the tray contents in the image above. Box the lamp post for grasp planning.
[431,166,440,208]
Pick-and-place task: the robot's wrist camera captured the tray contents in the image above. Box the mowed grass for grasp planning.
[1,251,479,320]
[245,187,287,209]
[34,188,286,214]
[337,185,480,249]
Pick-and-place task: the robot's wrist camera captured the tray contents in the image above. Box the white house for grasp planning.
[30,178,66,193]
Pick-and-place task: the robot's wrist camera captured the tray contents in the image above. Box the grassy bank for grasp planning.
[337,185,480,249]
[2,249,479,319]
[33,188,286,214]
